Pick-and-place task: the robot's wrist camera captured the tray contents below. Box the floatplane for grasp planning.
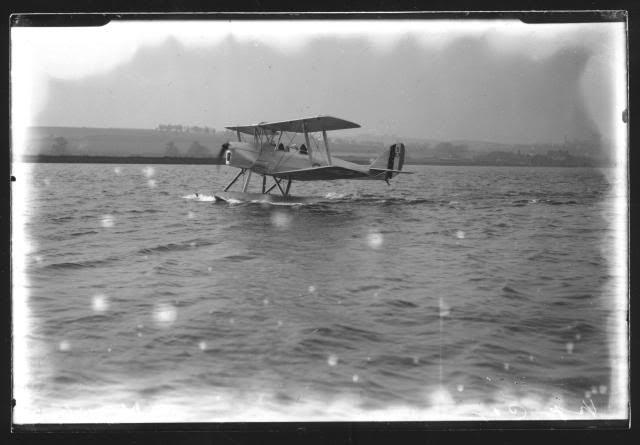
[214,115,410,203]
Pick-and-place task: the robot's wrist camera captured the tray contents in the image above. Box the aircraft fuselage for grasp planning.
[224,140,370,180]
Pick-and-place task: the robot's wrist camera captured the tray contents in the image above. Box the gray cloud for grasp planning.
[35,32,617,145]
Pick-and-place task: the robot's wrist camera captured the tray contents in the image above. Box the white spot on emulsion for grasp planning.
[439,298,450,317]
[263,298,269,305]
[576,333,581,341]
[92,294,109,313]
[153,303,177,327]
[308,285,316,293]
[187,211,195,219]
[58,340,71,352]
[504,363,510,371]
[148,179,157,188]
[199,341,207,351]
[455,230,465,239]
[101,214,115,228]
[142,166,154,178]
[366,230,384,249]
[457,384,464,392]
[566,342,574,354]
[114,167,122,175]
[270,211,292,229]
[412,356,420,365]
[43,178,51,187]
[327,354,338,366]
[352,374,359,383]
[277,320,283,327]
[189,241,196,247]
[34,255,43,264]
[430,386,455,407]
[207,266,212,273]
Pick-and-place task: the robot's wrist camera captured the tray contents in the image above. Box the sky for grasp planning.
[11,19,627,146]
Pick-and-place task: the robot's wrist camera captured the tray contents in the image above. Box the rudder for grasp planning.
[369,143,405,179]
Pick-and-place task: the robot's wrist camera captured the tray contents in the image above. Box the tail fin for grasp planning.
[369,143,405,180]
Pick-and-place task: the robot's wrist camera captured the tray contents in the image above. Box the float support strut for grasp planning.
[241,169,252,192]
[224,169,245,192]
[285,178,292,197]
[265,179,278,194]
[274,177,286,196]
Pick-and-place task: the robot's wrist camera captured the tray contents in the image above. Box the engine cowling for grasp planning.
[220,142,258,169]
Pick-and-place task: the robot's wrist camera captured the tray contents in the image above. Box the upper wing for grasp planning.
[226,116,360,134]
[224,123,271,135]
[272,165,370,181]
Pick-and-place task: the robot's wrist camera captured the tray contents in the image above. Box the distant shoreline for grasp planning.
[18,154,606,168]
[20,155,223,165]
[21,126,609,168]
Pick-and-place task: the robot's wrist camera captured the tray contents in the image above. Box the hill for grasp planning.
[20,126,230,158]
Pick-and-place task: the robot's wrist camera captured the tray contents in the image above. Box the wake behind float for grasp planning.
[213,191,317,205]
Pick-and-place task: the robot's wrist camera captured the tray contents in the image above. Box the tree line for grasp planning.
[47,136,214,158]
[157,124,216,134]
[164,141,213,157]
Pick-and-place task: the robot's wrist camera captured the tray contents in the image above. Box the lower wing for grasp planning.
[272,165,370,181]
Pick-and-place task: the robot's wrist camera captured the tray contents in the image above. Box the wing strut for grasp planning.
[322,130,332,165]
[302,120,312,165]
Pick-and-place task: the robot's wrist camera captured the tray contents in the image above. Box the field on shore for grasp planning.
[21,127,230,158]
[17,126,605,167]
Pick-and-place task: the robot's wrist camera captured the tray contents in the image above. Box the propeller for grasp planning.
[218,142,229,162]
[216,142,229,172]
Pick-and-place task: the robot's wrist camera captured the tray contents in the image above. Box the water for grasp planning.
[12,163,628,422]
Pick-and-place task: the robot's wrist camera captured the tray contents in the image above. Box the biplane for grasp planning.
[215,115,409,202]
